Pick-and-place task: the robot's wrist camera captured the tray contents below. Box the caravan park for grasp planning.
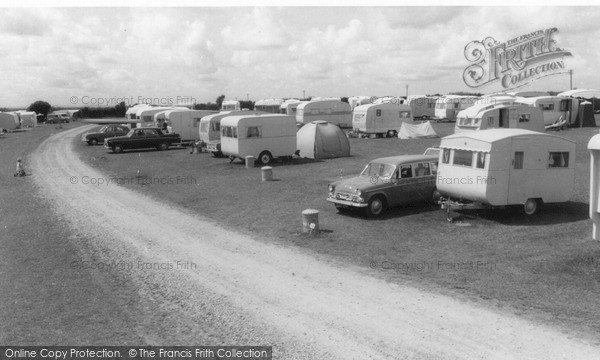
[3,6,600,360]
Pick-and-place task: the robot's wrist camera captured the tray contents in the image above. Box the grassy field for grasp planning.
[75,120,600,340]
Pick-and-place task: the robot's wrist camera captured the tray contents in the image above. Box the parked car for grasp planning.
[104,127,181,154]
[46,113,70,123]
[327,154,440,217]
[81,125,130,145]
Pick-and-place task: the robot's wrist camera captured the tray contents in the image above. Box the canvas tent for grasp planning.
[296,120,350,159]
[398,121,438,139]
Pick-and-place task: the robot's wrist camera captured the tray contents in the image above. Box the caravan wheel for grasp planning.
[387,130,397,137]
[258,151,273,165]
[523,198,542,215]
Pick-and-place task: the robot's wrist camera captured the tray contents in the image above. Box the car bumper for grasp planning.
[326,197,368,208]
[104,143,112,149]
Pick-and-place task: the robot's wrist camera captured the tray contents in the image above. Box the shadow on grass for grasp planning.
[334,201,440,220]
[449,201,589,226]
[107,147,187,155]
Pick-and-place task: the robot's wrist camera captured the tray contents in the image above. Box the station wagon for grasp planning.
[327,154,440,217]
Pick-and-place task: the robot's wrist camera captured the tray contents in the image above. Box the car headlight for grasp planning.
[328,185,335,193]
[356,189,362,196]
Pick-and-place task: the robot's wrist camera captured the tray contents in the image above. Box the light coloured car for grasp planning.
[327,154,440,217]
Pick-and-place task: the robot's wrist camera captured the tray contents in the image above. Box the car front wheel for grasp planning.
[158,143,169,151]
[366,196,386,217]
[88,138,98,145]
[113,145,123,154]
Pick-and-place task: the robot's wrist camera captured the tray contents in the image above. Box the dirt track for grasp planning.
[30,125,600,359]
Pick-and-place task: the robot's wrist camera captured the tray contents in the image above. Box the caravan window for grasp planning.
[442,148,451,164]
[548,152,569,168]
[488,116,494,125]
[324,108,332,114]
[453,150,473,167]
[540,103,554,111]
[211,122,220,132]
[454,103,460,109]
[247,126,261,138]
[200,123,209,133]
[376,109,382,117]
[514,152,524,169]
[519,114,530,122]
[222,126,236,138]
[476,152,487,169]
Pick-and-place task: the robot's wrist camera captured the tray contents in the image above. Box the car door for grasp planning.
[144,129,160,147]
[391,162,418,206]
[130,129,146,149]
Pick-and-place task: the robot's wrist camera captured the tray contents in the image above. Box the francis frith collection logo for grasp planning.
[463,28,572,90]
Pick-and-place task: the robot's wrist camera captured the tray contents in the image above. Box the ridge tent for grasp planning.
[398,121,438,139]
[296,120,350,159]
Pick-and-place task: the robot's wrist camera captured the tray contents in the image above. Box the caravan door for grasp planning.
[499,108,510,128]
[507,138,531,204]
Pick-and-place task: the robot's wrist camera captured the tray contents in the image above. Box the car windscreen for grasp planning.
[360,163,396,178]
[99,126,108,132]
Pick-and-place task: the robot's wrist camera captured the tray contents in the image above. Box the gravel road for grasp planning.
[30,125,600,359]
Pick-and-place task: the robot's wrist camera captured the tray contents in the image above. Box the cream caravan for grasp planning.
[348,96,372,110]
[352,103,412,137]
[407,95,438,119]
[135,107,180,128]
[517,96,579,128]
[454,103,544,133]
[157,109,217,142]
[296,99,352,128]
[280,99,302,115]
[199,110,265,157]
[434,95,478,122]
[254,99,284,113]
[221,100,241,111]
[220,114,297,164]
[125,104,151,122]
[437,129,575,215]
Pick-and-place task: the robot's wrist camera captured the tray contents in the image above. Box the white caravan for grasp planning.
[296,99,352,128]
[437,129,575,215]
[221,100,241,111]
[220,114,297,164]
[254,99,284,113]
[157,109,217,142]
[280,99,302,115]
[352,103,413,137]
[199,110,265,156]
[434,95,479,122]
[454,103,545,133]
[517,96,579,127]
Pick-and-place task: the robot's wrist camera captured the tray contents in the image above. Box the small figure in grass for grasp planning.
[14,158,26,177]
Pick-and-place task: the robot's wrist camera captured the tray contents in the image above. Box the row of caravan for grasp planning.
[202,113,349,164]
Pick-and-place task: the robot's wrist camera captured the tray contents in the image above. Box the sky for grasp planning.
[0,5,598,108]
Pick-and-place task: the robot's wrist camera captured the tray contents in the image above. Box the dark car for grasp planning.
[327,154,440,217]
[104,127,181,154]
[81,125,130,145]
[46,114,70,123]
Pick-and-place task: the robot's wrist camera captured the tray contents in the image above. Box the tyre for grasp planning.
[158,143,169,151]
[387,130,397,137]
[366,196,386,217]
[88,138,98,146]
[113,145,123,154]
[523,198,542,215]
[258,151,272,165]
